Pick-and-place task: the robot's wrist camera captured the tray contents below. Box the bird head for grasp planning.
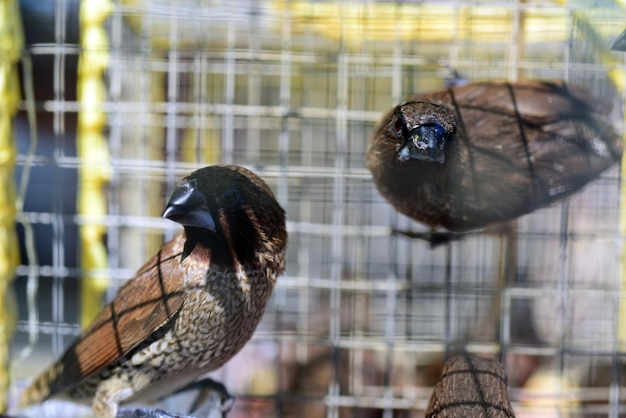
[162,165,287,263]
[392,101,456,164]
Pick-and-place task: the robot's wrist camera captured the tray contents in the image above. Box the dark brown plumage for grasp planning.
[20,165,287,418]
[367,81,622,233]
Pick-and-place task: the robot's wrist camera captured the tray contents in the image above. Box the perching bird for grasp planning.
[367,81,622,236]
[19,165,288,418]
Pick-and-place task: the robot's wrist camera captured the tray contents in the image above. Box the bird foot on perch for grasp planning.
[117,408,191,418]
[175,377,234,417]
[117,378,233,418]
[118,378,234,418]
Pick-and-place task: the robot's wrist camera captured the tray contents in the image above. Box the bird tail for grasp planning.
[19,362,63,407]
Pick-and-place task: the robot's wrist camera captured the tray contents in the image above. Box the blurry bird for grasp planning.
[19,165,288,418]
[367,81,622,241]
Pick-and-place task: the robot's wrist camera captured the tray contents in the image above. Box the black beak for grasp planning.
[162,179,216,231]
[399,122,447,163]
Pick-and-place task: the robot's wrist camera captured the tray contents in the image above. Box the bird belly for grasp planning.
[63,267,274,416]
[126,279,270,402]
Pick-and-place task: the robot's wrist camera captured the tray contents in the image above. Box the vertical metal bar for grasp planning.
[165,2,180,190]
[52,0,68,358]
[223,3,236,165]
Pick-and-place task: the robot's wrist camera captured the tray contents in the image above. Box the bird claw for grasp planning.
[117,408,192,418]
[219,396,235,413]
[116,397,231,418]
[171,377,233,417]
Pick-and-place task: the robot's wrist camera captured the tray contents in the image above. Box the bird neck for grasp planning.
[182,226,282,274]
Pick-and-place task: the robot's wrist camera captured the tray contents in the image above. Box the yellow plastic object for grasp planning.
[269,1,571,47]
[0,0,23,412]
[120,0,573,51]
[78,0,113,328]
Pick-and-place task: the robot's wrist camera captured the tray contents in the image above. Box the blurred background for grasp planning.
[2,0,626,416]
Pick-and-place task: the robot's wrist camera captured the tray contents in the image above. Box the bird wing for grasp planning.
[409,81,621,228]
[426,80,614,123]
[444,81,620,201]
[46,238,187,397]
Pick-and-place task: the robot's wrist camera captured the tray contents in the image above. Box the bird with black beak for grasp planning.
[367,81,622,242]
[20,165,287,418]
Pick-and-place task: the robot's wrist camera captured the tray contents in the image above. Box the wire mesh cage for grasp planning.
[4,0,626,417]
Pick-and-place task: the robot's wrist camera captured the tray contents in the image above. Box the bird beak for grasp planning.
[162,179,216,231]
[399,123,447,164]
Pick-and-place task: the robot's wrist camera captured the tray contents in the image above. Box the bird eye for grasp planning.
[393,117,404,136]
[221,189,241,207]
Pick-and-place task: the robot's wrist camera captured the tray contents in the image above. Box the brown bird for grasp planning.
[19,165,288,418]
[367,81,622,237]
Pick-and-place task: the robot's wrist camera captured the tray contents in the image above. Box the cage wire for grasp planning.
[6,0,626,417]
